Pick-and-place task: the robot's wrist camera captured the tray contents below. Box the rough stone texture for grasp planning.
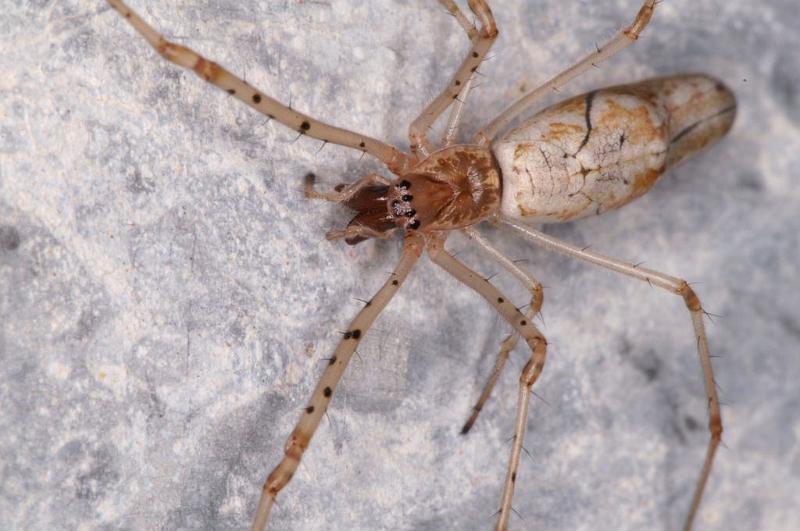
[1,1,798,530]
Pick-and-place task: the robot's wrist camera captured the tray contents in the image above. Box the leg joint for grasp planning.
[677,281,702,312]
[709,413,723,440]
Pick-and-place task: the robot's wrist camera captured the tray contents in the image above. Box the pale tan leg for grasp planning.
[251,235,424,531]
[105,0,412,174]
[303,172,391,203]
[503,219,721,531]
[442,74,474,147]
[408,0,498,157]
[474,0,657,143]
[460,227,544,434]
[427,236,547,531]
[324,225,396,243]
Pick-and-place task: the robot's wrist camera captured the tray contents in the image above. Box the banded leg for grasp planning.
[460,227,544,434]
[252,235,424,531]
[474,0,657,143]
[408,0,498,157]
[105,0,412,174]
[503,219,721,531]
[427,237,547,531]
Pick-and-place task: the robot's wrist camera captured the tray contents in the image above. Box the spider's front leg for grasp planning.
[252,235,424,531]
[427,237,547,531]
[408,0,498,156]
[105,0,413,174]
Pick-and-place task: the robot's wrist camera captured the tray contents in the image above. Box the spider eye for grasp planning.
[398,179,411,189]
[402,194,413,202]
[408,219,421,230]
[405,209,416,217]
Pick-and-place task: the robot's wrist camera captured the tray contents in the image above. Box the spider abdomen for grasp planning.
[493,74,736,222]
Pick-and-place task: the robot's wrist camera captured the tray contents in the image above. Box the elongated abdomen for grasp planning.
[493,74,736,222]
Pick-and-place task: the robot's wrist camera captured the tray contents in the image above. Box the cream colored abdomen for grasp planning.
[493,74,736,223]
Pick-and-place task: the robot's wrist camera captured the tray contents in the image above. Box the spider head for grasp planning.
[337,146,501,244]
[389,146,502,236]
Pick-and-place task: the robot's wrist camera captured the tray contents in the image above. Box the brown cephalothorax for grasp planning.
[342,146,502,243]
[106,1,732,530]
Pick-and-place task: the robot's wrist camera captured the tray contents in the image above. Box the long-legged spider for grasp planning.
[105,0,735,529]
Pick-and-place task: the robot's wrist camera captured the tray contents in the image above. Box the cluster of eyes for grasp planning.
[391,180,421,230]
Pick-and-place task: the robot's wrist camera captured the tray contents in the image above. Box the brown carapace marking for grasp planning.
[106,1,729,530]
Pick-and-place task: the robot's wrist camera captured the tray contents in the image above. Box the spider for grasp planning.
[105,0,735,529]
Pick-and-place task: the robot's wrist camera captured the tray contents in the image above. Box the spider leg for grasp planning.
[503,219,722,531]
[427,236,547,531]
[105,0,412,174]
[324,225,396,243]
[441,74,474,147]
[251,235,424,531]
[408,0,498,157]
[304,172,392,203]
[459,227,544,434]
[474,0,657,144]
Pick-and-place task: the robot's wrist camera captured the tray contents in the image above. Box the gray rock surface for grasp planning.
[1,1,798,530]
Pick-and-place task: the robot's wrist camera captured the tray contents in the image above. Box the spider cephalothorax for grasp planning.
[341,145,502,244]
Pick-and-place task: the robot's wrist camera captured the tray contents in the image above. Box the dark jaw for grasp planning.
[341,184,394,245]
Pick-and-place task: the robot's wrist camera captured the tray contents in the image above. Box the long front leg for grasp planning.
[408,0,498,157]
[427,237,547,531]
[503,219,721,531]
[474,0,656,143]
[460,227,544,434]
[105,0,412,174]
[252,236,424,531]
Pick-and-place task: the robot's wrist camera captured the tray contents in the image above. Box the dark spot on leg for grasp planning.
[343,331,352,340]
[359,141,366,148]
[455,80,461,86]
[252,93,261,103]
[351,329,361,339]
[300,121,311,131]
[329,356,337,365]
[520,320,527,326]
[511,472,516,482]
[305,406,315,414]
[323,387,332,398]
[227,88,235,95]
[497,297,504,303]
[472,51,479,58]
[392,280,399,286]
